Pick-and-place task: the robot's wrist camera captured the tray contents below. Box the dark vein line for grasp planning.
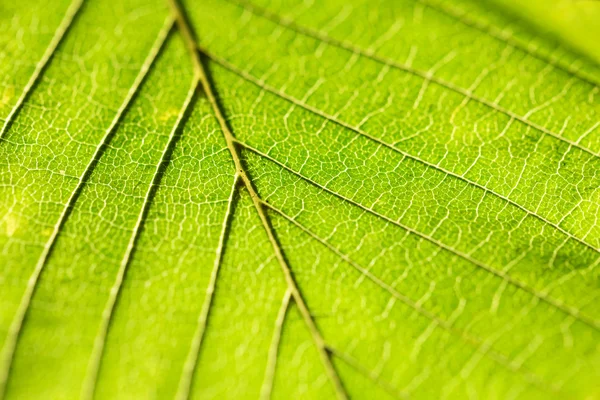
[260,288,292,400]
[0,0,84,141]
[0,17,175,400]
[326,345,409,400]
[81,51,197,400]
[200,50,600,255]
[264,200,559,394]
[175,174,239,400]
[167,1,348,397]
[247,191,350,400]
[414,0,600,87]
[217,0,600,158]
[235,139,600,331]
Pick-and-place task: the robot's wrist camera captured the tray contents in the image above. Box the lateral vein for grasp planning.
[174,173,239,400]
[260,288,292,400]
[326,345,409,400]
[81,47,197,400]
[263,200,560,394]
[218,0,600,159]
[413,0,600,88]
[168,1,348,398]
[0,0,84,141]
[200,50,600,255]
[236,139,600,332]
[0,16,175,400]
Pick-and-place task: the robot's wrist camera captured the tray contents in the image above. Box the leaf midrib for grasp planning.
[1,0,597,398]
[186,1,599,394]
[168,0,349,397]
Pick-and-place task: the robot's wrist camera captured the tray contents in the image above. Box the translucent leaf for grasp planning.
[1,0,599,398]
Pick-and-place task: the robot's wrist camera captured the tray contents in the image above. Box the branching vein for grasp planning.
[236,139,600,331]
[168,0,348,398]
[263,200,559,394]
[199,50,600,255]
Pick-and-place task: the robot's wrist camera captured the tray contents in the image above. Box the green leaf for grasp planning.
[1,0,599,398]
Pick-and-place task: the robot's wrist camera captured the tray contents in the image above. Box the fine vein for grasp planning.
[0,0,84,141]
[175,174,238,400]
[81,49,197,400]
[0,16,175,399]
[167,0,349,398]
[220,0,600,158]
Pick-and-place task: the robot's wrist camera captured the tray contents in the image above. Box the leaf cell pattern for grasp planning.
[0,0,599,398]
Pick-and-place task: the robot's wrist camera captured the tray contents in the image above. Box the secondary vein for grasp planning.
[326,345,409,399]
[260,288,292,400]
[413,0,600,88]
[263,200,559,394]
[200,49,600,255]
[0,0,84,141]
[80,41,197,400]
[168,0,349,398]
[219,0,600,158]
[0,16,175,400]
[175,174,238,400]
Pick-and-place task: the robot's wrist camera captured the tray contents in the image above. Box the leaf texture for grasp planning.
[0,0,599,398]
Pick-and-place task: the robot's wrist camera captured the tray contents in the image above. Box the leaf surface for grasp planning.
[0,0,599,398]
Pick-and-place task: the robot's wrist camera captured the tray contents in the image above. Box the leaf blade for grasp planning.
[1,0,599,398]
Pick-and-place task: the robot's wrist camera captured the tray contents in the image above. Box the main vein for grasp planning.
[0,16,175,400]
[168,0,348,398]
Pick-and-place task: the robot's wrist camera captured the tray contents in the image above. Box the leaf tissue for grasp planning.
[0,0,599,398]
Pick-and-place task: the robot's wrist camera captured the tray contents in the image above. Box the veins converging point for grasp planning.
[167,0,349,398]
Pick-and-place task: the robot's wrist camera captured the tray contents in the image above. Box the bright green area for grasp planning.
[0,0,73,123]
[0,0,599,398]
[5,31,195,399]
[491,0,600,66]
